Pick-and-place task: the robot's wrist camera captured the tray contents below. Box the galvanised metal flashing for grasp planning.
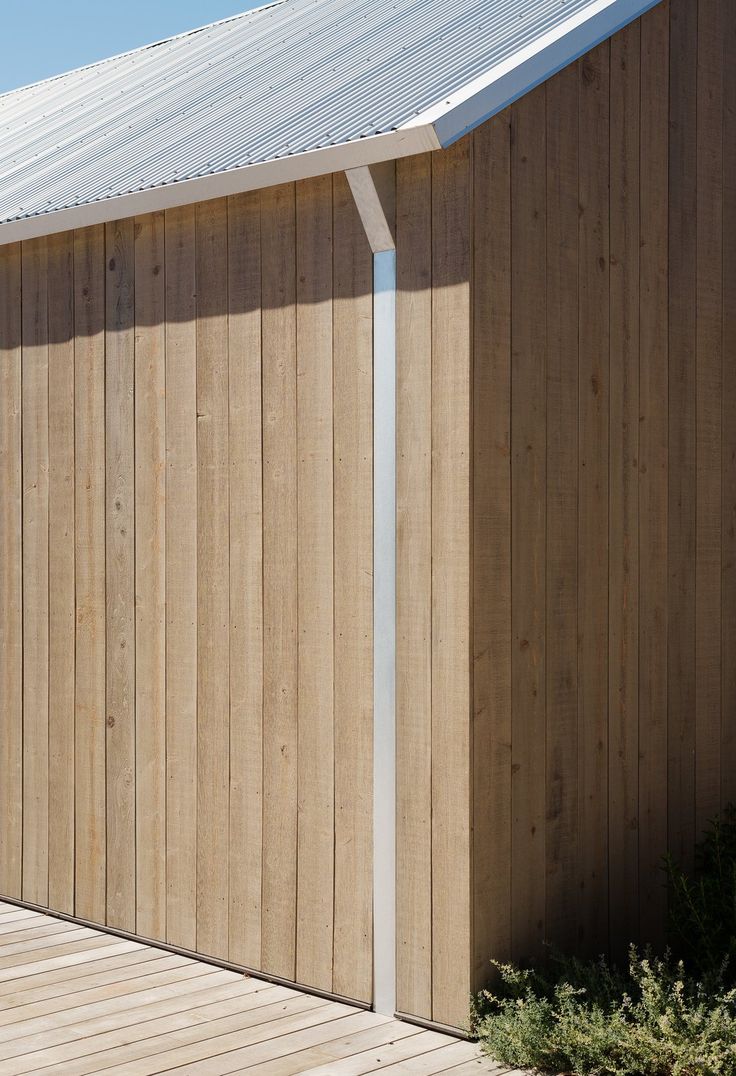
[346,163,397,1020]
[371,245,397,1019]
[0,0,658,244]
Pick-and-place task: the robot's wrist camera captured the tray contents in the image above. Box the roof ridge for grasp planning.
[0,0,290,101]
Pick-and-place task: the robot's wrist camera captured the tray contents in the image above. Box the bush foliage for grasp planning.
[472,809,736,1075]
[666,804,736,985]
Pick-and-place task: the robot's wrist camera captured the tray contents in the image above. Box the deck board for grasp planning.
[0,909,508,1074]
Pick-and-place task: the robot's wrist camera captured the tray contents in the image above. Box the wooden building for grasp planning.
[0,0,733,1034]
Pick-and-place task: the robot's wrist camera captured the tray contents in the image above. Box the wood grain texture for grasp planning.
[261,183,298,982]
[135,212,167,941]
[0,914,497,1076]
[577,44,610,953]
[668,0,697,873]
[105,219,136,932]
[196,199,230,960]
[638,0,669,946]
[0,243,22,899]
[723,0,736,807]
[295,175,335,991]
[47,231,76,915]
[0,7,731,1030]
[165,205,198,952]
[472,112,512,986]
[227,191,263,971]
[467,0,724,985]
[695,0,723,834]
[544,62,579,954]
[430,137,472,1028]
[510,88,547,963]
[0,182,376,1009]
[396,152,433,1018]
[74,225,107,923]
[332,172,373,1002]
[21,238,50,907]
[608,22,640,956]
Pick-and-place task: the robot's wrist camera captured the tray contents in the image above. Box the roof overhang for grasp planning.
[402,0,662,146]
[0,0,660,247]
[0,126,438,246]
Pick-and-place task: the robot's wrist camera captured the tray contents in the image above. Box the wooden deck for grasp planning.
[0,903,515,1074]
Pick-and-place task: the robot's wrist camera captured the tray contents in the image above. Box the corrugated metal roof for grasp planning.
[0,0,657,237]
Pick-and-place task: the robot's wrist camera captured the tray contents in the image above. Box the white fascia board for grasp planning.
[401,0,661,147]
[0,125,438,246]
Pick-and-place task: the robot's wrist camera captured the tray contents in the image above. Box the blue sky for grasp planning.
[0,1,265,94]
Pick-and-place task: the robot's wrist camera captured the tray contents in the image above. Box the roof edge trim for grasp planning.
[402,0,661,146]
[0,125,439,246]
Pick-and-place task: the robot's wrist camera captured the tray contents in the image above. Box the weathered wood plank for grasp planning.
[695,0,724,835]
[430,137,472,1027]
[0,914,66,938]
[0,243,23,899]
[196,198,230,960]
[300,1029,455,1075]
[260,183,298,982]
[105,218,136,932]
[332,172,374,1002]
[74,225,107,923]
[135,212,167,941]
[638,0,670,947]
[295,175,335,991]
[241,1021,420,1076]
[577,45,610,952]
[510,86,547,962]
[396,151,433,1017]
[147,1013,383,1076]
[544,62,579,954]
[21,238,50,907]
[473,112,513,982]
[0,957,198,1025]
[0,920,85,946]
[668,0,697,873]
[0,964,221,1044]
[0,948,170,1004]
[723,0,736,807]
[0,931,125,973]
[227,191,263,969]
[608,21,640,956]
[0,926,96,962]
[0,977,264,1062]
[373,1041,492,1075]
[8,992,326,1075]
[0,909,38,923]
[165,205,198,952]
[47,231,76,916]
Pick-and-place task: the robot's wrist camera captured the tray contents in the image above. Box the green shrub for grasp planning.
[473,809,736,1074]
[473,949,736,1075]
[666,804,736,984]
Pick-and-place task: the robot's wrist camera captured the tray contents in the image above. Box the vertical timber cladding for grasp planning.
[397,138,474,1030]
[396,0,736,1032]
[1,0,734,1036]
[0,180,375,1004]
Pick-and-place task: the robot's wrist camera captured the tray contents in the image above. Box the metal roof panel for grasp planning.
[0,0,657,234]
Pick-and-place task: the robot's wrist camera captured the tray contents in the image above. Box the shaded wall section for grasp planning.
[396,0,736,1031]
[0,175,375,1004]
